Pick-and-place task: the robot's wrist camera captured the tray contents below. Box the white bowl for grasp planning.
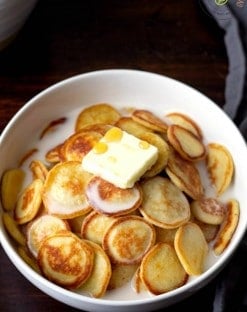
[1,69,247,311]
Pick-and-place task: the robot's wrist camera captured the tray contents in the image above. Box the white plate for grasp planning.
[1,69,247,312]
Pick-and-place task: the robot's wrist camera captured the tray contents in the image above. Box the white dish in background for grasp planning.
[0,0,38,51]
[1,69,247,311]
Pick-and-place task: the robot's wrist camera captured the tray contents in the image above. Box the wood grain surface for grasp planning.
[0,1,228,311]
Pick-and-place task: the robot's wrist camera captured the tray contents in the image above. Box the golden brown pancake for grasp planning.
[2,212,26,246]
[140,176,190,229]
[174,222,208,275]
[85,176,142,216]
[213,199,240,255]
[103,215,156,264]
[206,143,234,196]
[1,168,25,211]
[14,179,43,224]
[140,242,188,295]
[78,240,111,298]
[27,215,70,257]
[165,147,204,200]
[167,124,206,161]
[38,232,94,289]
[75,103,121,132]
[132,109,168,132]
[115,116,153,138]
[165,112,203,139]
[42,161,92,219]
[29,160,49,182]
[191,197,226,225]
[60,130,102,162]
[81,211,116,245]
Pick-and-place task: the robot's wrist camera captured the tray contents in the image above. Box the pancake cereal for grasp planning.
[0,103,239,299]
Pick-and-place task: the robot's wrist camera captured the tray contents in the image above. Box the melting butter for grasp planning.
[82,127,158,188]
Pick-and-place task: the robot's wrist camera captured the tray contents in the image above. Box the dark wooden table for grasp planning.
[0,1,228,311]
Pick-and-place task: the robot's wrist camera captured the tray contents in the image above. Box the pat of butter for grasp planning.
[82,127,158,188]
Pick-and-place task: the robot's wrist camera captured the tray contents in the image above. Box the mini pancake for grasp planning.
[165,147,204,200]
[42,161,92,219]
[206,143,234,196]
[108,263,139,290]
[191,197,226,225]
[37,231,94,289]
[29,160,49,182]
[60,130,102,162]
[137,132,170,178]
[38,232,94,289]
[167,124,206,161]
[103,215,156,264]
[174,222,208,275]
[85,176,142,216]
[45,143,63,163]
[14,179,43,224]
[75,103,121,132]
[140,176,190,229]
[1,168,25,211]
[140,243,188,295]
[2,212,26,246]
[213,199,240,255]
[27,214,70,257]
[165,112,203,139]
[132,109,168,132]
[133,268,147,293]
[81,211,115,245]
[115,116,153,138]
[78,240,112,298]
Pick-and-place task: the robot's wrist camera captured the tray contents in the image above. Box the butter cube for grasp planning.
[82,127,158,188]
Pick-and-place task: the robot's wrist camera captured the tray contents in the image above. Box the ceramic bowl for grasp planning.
[1,69,247,312]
